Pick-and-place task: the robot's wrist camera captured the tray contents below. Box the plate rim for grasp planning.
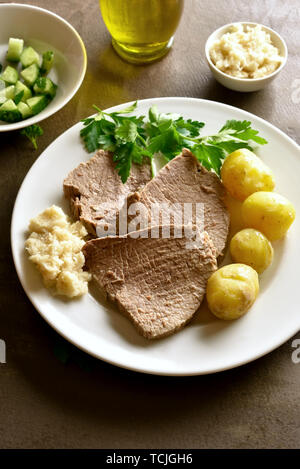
[11,96,300,376]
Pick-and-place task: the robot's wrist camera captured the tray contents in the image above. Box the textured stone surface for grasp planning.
[0,0,299,449]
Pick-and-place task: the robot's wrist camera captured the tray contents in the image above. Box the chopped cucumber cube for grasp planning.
[27,95,48,115]
[1,65,18,84]
[17,101,32,119]
[15,81,32,102]
[6,85,16,100]
[33,77,57,98]
[20,63,39,87]
[0,85,16,100]
[0,99,22,122]
[20,46,40,68]
[0,39,57,123]
[14,90,24,105]
[7,38,24,62]
[41,51,54,75]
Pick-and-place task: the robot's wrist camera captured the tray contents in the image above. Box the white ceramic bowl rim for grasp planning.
[0,3,87,132]
[205,21,288,83]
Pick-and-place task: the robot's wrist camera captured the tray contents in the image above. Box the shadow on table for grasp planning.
[78,43,149,111]
[199,79,275,121]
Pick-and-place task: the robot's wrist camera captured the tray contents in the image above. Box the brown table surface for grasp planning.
[1,0,299,449]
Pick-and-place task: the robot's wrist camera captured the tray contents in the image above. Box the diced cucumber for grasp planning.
[14,90,24,105]
[20,63,39,87]
[27,95,48,115]
[0,85,16,100]
[41,51,54,75]
[0,39,57,123]
[20,46,40,68]
[1,65,18,84]
[17,101,32,119]
[15,81,32,102]
[6,85,16,100]
[6,38,24,62]
[0,99,22,122]
[33,77,57,98]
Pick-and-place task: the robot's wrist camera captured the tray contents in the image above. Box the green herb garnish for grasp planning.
[80,101,268,183]
[20,124,43,150]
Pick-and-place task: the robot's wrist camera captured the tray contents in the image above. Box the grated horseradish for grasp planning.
[210,24,283,79]
[25,205,91,298]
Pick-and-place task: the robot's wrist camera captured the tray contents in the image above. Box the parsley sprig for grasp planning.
[80,101,267,183]
[20,124,43,150]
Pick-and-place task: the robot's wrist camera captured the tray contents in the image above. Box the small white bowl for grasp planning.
[0,3,87,132]
[205,22,288,92]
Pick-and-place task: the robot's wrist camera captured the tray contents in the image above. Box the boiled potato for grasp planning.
[242,192,296,241]
[221,149,275,201]
[206,264,259,320]
[224,192,244,236]
[230,228,273,273]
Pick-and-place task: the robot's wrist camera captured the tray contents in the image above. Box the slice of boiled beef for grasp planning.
[63,149,151,236]
[125,149,230,257]
[83,226,217,339]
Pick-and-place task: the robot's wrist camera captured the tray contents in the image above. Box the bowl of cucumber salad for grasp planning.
[0,4,87,132]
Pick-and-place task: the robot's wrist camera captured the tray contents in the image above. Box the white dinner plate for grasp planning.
[11,97,300,376]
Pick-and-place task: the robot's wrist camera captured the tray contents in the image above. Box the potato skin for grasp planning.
[230,228,274,274]
[221,149,275,201]
[224,192,244,237]
[206,264,259,320]
[242,192,296,241]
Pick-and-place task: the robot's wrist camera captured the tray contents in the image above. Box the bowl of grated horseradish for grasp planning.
[205,22,288,92]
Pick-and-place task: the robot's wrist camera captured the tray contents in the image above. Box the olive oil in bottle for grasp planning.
[99,0,184,63]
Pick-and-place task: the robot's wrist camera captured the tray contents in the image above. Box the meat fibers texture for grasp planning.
[63,149,151,235]
[83,226,217,339]
[126,148,230,256]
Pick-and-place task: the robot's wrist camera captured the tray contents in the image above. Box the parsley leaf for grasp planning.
[115,120,138,144]
[192,144,225,174]
[113,144,133,183]
[80,120,103,153]
[80,102,151,181]
[80,103,268,182]
[20,124,43,150]
[219,120,268,145]
[110,101,138,115]
[175,118,205,138]
[189,119,268,174]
